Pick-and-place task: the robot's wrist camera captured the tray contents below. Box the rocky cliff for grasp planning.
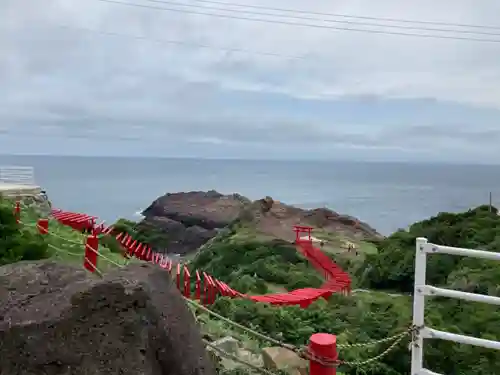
[140,190,382,256]
[0,261,215,375]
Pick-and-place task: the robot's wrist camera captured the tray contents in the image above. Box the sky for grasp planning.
[1,0,500,162]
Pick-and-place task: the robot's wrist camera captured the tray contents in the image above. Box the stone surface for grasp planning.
[0,260,216,375]
[21,192,52,217]
[212,336,239,355]
[261,347,308,375]
[0,183,41,197]
[140,191,250,255]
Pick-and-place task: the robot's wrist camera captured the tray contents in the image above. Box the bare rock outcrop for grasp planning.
[140,191,251,255]
[0,260,215,375]
[139,190,382,256]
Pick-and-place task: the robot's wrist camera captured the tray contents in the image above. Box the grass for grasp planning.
[18,202,128,272]
[265,282,288,293]
[312,230,378,255]
[229,225,277,243]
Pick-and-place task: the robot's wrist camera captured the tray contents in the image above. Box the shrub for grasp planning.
[0,199,48,265]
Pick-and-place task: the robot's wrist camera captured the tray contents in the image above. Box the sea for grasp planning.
[1,154,499,236]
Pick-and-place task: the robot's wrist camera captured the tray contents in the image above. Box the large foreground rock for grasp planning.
[0,261,215,375]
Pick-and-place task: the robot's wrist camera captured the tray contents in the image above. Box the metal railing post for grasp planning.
[411,237,428,375]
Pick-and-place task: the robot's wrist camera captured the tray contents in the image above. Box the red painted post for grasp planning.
[202,272,209,305]
[195,270,201,300]
[183,266,191,298]
[125,235,132,247]
[84,235,99,273]
[14,201,20,224]
[134,243,142,259]
[127,240,137,258]
[205,275,212,304]
[309,333,337,375]
[176,263,181,291]
[207,275,217,304]
[37,219,49,234]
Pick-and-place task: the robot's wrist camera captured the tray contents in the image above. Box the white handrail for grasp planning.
[0,166,35,185]
[411,237,500,375]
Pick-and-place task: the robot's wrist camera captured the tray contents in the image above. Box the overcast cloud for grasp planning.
[1,0,500,162]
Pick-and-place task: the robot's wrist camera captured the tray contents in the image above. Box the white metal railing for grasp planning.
[0,166,36,185]
[411,238,500,375]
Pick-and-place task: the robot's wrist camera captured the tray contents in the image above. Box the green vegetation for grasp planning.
[360,204,500,294]
[0,197,127,270]
[0,197,48,265]
[106,217,171,251]
[192,205,500,375]
[191,227,323,293]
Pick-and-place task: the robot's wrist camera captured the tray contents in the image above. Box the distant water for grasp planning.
[1,155,499,235]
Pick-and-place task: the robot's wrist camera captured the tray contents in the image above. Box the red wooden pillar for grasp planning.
[176,264,181,291]
[14,201,20,224]
[195,270,201,300]
[208,275,217,304]
[309,333,337,375]
[202,272,209,305]
[37,219,49,234]
[84,235,99,273]
[183,266,191,298]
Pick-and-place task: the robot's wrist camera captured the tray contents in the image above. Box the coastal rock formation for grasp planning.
[140,190,382,256]
[140,190,250,255]
[0,261,215,375]
[0,190,52,217]
[20,192,52,217]
[143,190,250,229]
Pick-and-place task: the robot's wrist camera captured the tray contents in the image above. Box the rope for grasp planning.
[44,226,85,245]
[340,330,409,367]
[336,328,412,349]
[21,217,127,269]
[186,298,417,368]
[186,298,297,351]
[21,220,84,245]
[47,243,104,277]
[83,256,104,277]
[47,243,82,257]
[298,325,418,368]
[85,244,128,268]
[203,339,279,375]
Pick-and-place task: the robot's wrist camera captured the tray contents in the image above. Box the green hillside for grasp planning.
[0,197,127,270]
[192,205,500,375]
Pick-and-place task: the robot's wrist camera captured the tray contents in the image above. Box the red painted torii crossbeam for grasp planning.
[293,225,313,242]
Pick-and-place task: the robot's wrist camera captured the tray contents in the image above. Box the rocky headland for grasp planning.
[138,190,383,255]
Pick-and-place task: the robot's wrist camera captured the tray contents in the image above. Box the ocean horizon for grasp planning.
[1,154,499,235]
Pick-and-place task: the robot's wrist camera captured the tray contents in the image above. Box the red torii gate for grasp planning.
[293,225,313,243]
